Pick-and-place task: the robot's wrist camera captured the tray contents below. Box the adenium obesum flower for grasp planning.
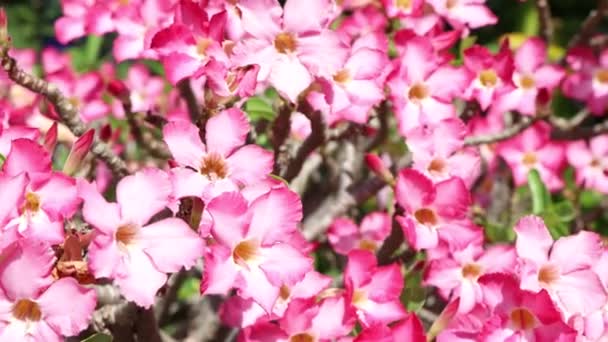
[202,189,312,313]
[427,0,497,31]
[354,314,426,342]
[497,121,566,191]
[395,168,471,250]
[233,0,348,102]
[514,215,607,318]
[0,240,96,341]
[79,168,204,308]
[567,135,608,194]
[562,47,608,115]
[163,108,273,203]
[328,211,391,255]
[344,250,407,327]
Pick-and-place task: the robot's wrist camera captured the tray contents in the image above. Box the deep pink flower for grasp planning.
[328,212,391,255]
[562,47,608,115]
[47,71,109,123]
[344,250,406,326]
[515,215,607,318]
[427,0,497,31]
[497,122,566,191]
[80,168,204,308]
[0,240,96,341]
[567,135,608,193]
[202,189,311,313]
[395,168,471,250]
[232,0,348,102]
[354,314,426,342]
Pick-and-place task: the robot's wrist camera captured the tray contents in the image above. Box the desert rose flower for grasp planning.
[328,212,391,255]
[562,47,608,115]
[567,135,608,194]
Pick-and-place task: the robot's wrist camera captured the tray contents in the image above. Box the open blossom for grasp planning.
[328,212,391,255]
[491,38,565,116]
[427,0,497,31]
[497,121,566,191]
[562,47,608,115]
[387,36,472,135]
[354,314,426,342]
[202,189,312,313]
[514,215,607,318]
[395,168,471,250]
[80,168,204,308]
[232,0,348,102]
[47,70,109,123]
[0,240,96,341]
[163,108,273,203]
[567,135,608,193]
[344,250,407,327]
[425,243,517,314]
[109,64,166,115]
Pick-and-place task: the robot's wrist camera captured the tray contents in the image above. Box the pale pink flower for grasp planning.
[344,250,407,326]
[232,0,348,102]
[567,135,608,194]
[328,212,391,255]
[110,64,166,115]
[387,36,472,135]
[0,240,96,341]
[515,215,607,318]
[202,189,311,313]
[497,122,566,191]
[492,38,565,116]
[47,71,109,123]
[80,168,204,308]
[163,108,273,203]
[336,5,388,46]
[562,47,608,115]
[427,0,497,31]
[395,168,471,250]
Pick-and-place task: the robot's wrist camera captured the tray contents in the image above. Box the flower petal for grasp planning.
[116,168,171,226]
[206,108,250,157]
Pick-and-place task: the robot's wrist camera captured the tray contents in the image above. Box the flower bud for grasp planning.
[63,129,94,175]
[365,153,395,186]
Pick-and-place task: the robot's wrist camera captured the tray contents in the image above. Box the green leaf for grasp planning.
[459,36,477,57]
[528,169,551,215]
[177,277,201,301]
[580,190,603,209]
[81,333,112,342]
[269,174,288,185]
[542,210,570,239]
[84,35,103,69]
[551,201,576,223]
[0,153,5,169]
[244,97,275,121]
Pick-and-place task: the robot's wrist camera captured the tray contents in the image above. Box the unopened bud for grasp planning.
[63,129,94,175]
[365,153,395,186]
[107,79,130,103]
[43,122,58,153]
[0,8,9,47]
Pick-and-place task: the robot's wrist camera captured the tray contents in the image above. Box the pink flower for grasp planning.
[110,64,166,114]
[476,273,577,341]
[80,169,204,308]
[232,0,348,102]
[328,212,391,255]
[337,5,388,45]
[463,42,514,111]
[497,122,566,191]
[382,0,424,19]
[344,250,407,326]
[567,135,608,193]
[395,168,471,250]
[202,189,312,313]
[54,0,119,44]
[492,38,565,116]
[387,36,472,135]
[354,314,426,342]
[427,0,497,31]
[47,71,109,123]
[0,240,96,341]
[562,47,608,115]
[163,108,273,203]
[407,118,481,187]
[425,243,517,314]
[514,215,607,318]
[240,296,354,341]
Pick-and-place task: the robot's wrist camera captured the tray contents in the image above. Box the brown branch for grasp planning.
[568,0,608,50]
[124,107,171,159]
[271,102,293,174]
[365,102,390,151]
[282,108,326,182]
[177,79,200,123]
[551,119,608,140]
[0,46,128,176]
[464,115,538,146]
[135,306,163,342]
[535,0,554,42]
[156,270,188,327]
[376,211,404,265]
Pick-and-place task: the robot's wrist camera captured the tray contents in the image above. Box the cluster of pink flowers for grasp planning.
[0,0,606,340]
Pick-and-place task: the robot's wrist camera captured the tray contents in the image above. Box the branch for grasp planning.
[177,79,200,123]
[464,115,538,146]
[282,108,326,182]
[535,0,554,42]
[0,46,128,176]
[551,119,608,140]
[271,102,293,174]
[123,102,171,160]
[376,211,404,265]
[156,270,188,326]
[365,102,390,151]
[568,0,608,49]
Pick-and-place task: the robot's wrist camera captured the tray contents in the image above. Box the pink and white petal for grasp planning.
[115,248,167,308]
[226,145,273,186]
[514,215,552,265]
[27,214,65,245]
[201,244,239,295]
[399,37,437,83]
[566,141,593,168]
[392,314,426,342]
[456,280,480,314]
[269,56,313,103]
[426,66,472,101]
[78,180,121,235]
[35,172,79,220]
[206,108,250,157]
[345,250,376,289]
[554,269,608,317]
[238,267,280,314]
[206,191,250,247]
[163,120,206,168]
[367,264,404,302]
[238,0,282,40]
[359,300,407,327]
[534,65,565,90]
[247,188,302,244]
[451,4,497,29]
[395,168,435,212]
[433,177,471,220]
[345,80,385,105]
[550,231,603,274]
[3,138,51,176]
[476,245,517,273]
[360,212,391,241]
[515,38,547,74]
[298,30,348,77]
[138,218,204,273]
[0,173,27,226]
[87,234,122,279]
[116,168,171,226]
[345,48,387,80]
[0,240,55,300]
[283,0,331,33]
[169,167,208,201]
[312,296,354,339]
[160,53,203,85]
[590,135,608,156]
[54,17,86,44]
[37,277,96,337]
[260,243,312,287]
